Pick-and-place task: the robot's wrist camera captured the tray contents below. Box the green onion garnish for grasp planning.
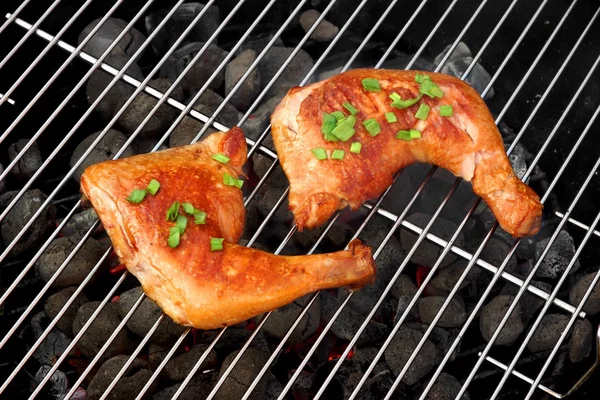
[439,105,453,117]
[331,149,345,160]
[324,131,340,142]
[385,112,397,123]
[410,129,422,139]
[212,153,230,164]
[147,179,160,196]
[415,103,430,120]
[362,118,381,136]
[391,94,423,109]
[223,173,243,189]
[210,237,224,251]
[166,201,180,221]
[331,115,356,142]
[343,102,358,115]
[168,227,180,248]
[175,214,188,234]
[361,78,381,92]
[126,189,147,204]
[420,79,444,98]
[396,130,412,141]
[321,113,337,135]
[182,202,196,215]
[194,211,207,225]
[312,148,327,160]
[350,142,362,153]
[331,111,345,121]
[415,74,430,83]
[389,92,401,101]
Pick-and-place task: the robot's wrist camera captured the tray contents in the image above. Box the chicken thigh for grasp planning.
[271,69,543,237]
[80,127,375,329]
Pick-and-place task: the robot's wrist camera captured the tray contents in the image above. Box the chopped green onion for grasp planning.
[194,211,207,225]
[415,103,430,120]
[331,149,345,160]
[331,115,356,142]
[210,237,224,251]
[389,92,401,102]
[396,130,412,141]
[385,112,397,123]
[439,105,453,117]
[361,78,381,92]
[391,94,423,109]
[331,111,345,121]
[362,118,381,136]
[182,202,196,215]
[175,214,188,234]
[166,201,180,221]
[147,179,160,195]
[420,79,444,98]
[343,102,358,115]
[324,131,340,142]
[321,113,337,135]
[410,129,422,139]
[350,142,362,153]
[311,147,328,160]
[212,153,230,164]
[415,73,430,83]
[168,227,180,248]
[126,189,146,204]
[223,173,244,189]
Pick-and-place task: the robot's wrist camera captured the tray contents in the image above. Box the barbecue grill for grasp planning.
[2,0,600,398]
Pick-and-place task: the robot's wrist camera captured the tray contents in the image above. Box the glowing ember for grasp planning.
[327,344,354,361]
[416,265,432,288]
[109,263,126,275]
[245,321,257,331]
[111,295,120,303]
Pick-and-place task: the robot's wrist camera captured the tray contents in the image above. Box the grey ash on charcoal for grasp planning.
[4,3,594,399]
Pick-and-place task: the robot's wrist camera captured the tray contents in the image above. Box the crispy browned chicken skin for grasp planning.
[80,128,375,329]
[271,69,543,237]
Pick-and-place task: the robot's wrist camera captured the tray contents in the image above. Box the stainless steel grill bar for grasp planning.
[482,355,563,398]
[18,3,264,396]
[0,0,183,319]
[6,16,278,159]
[0,0,31,37]
[1,1,594,400]
[0,242,108,393]
[152,0,312,151]
[319,0,543,394]
[0,0,162,227]
[299,0,568,396]
[455,29,600,400]
[498,178,600,400]
[0,0,63,71]
[99,314,166,400]
[4,0,312,396]
[556,212,600,238]
[377,1,598,397]
[0,0,125,143]
[0,0,96,108]
[136,327,192,400]
[61,290,148,400]
[30,271,128,397]
[0,0,234,393]
[365,205,581,315]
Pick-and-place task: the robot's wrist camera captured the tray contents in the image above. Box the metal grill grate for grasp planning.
[1,0,600,399]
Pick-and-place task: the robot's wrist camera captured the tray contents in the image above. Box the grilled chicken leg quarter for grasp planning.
[271,69,543,237]
[80,127,375,330]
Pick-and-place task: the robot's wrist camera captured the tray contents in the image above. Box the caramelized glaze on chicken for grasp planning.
[271,69,543,237]
[80,128,375,329]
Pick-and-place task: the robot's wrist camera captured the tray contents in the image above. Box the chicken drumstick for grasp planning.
[271,69,543,237]
[81,127,375,329]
